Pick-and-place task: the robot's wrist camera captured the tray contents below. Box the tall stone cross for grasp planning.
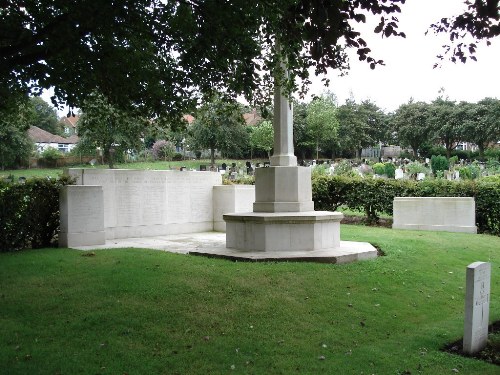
[270,82,297,167]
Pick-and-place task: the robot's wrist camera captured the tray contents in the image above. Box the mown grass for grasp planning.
[1,225,499,374]
[0,159,265,180]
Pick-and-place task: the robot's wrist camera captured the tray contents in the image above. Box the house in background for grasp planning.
[28,126,79,153]
[59,115,79,136]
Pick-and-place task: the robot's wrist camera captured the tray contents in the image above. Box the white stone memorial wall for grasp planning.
[59,185,105,247]
[392,197,477,233]
[66,169,222,240]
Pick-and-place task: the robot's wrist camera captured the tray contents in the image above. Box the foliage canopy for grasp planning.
[2,0,498,117]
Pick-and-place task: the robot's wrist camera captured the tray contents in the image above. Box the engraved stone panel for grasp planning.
[463,261,491,354]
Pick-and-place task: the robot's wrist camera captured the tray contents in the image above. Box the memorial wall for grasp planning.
[66,169,223,239]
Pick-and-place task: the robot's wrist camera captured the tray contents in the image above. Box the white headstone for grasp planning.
[417,172,425,181]
[395,168,404,180]
[463,261,491,354]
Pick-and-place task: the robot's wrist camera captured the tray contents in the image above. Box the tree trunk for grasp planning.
[105,145,114,169]
[446,146,451,159]
[411,144,418,159]
[210,147,215,167]
[478,144,485,160]
[316,140,319,160]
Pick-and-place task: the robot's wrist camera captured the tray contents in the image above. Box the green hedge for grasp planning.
[0,175,74,251]
[312,176,500,235]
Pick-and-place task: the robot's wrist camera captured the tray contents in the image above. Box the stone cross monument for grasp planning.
[223,69,346,253]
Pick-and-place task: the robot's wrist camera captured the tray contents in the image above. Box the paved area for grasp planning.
[73,232,378,264]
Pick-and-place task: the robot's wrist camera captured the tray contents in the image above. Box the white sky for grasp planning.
[44,0,499,115]
[306,0,500,111]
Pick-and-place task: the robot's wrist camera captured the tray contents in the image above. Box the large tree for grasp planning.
[77,92,147,168]
[461,97,500,159]
[250,120,274,159]
[391,101,433,158]
[429,98,463,159]
[2,1,497,117]
[306,95,339,159]
[28,96,59,135]
[336,98,386,158]
[0,97,34,169]
[190,96,248,167]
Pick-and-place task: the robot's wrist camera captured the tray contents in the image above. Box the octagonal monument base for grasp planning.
[216,211,377,264]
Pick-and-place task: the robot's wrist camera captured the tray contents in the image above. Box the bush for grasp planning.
[311,175,500,234]
[384,162,396,178]
[152,140,175,161]
[0,175,74,251]
[172,153,183,161]
[39,147,63,167]
[457,163,481,180]
[372,162,385,175]
[406,161,429,179]
[431,155,449,176]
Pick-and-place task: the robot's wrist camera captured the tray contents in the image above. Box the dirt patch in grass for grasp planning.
[341,215,393,228]
[442,321,500,366]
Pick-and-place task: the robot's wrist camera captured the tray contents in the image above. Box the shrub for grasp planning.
[457,163,481,180]
[0,175,75,251]
[172,153,183,161]
[372,162,385,175]
[152,140,175,161]
[384,162,396,178]
[406,161,429,179]
[431,155,449,176]
[333,160,357,177]
[39,147,63,167]
[311,175,500,235]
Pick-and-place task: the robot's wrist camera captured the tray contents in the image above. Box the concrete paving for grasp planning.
[72,232,378,264]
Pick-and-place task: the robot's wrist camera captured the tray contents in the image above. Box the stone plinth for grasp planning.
[59,185,105,247]
[392,197,477,233]
[253,166,314,213]
[213,185,255,232]
[224,211,342,252]
[463,261,491,354]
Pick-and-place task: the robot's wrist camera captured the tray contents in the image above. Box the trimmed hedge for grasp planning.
[0,175,74,251]
[312,175,500,235]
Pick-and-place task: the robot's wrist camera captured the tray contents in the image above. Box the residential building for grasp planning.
[28,126,79,153]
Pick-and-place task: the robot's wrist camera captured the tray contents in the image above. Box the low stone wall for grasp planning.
[213,185,255,232]
[65,168,223,240]
[59,185,106,247]
[392,197,477,233]
[60,169,259,247]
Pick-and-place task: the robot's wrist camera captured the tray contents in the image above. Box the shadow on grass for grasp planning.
[442,321,500,366]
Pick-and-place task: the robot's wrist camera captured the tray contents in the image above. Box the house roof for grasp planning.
[243,108,262,126]
[59,115,80,128]
[183,114,195,124]
[183,110,262,126]
[28,126,79,144]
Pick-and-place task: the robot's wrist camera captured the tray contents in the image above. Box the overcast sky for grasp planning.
[306,0,500,111]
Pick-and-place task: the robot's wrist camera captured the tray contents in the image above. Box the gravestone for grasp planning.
[463,261,491,354]
[395,168,404,180]
[221,163,227,170]
[199,165,207,171]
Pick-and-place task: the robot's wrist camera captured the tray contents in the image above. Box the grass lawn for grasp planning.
[1,225,499,374]
[0,159,265,180]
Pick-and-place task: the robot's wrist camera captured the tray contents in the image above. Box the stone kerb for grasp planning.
[65,168,222,240]
[213,185,255,232]
[392,197,477,233]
